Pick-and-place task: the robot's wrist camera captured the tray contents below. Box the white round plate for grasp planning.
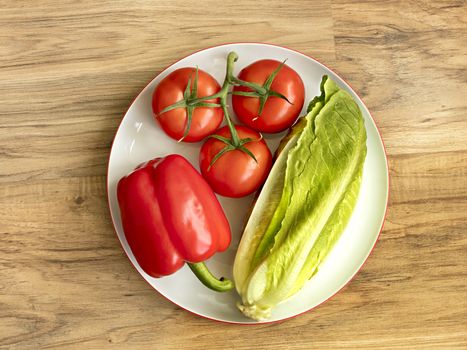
[107,43,389,324]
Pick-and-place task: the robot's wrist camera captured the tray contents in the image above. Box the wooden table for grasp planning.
[1,1,466,348]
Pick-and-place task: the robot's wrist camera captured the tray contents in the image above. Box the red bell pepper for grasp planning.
[117,154,233,292]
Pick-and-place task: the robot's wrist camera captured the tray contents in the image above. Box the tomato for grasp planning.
[232,60,305,133]
[199,126,272,198]
[152,68,223,142]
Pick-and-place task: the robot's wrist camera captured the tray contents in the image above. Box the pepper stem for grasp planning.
[187,262,234,292]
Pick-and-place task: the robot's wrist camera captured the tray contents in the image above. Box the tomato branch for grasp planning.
[158,51,272,164]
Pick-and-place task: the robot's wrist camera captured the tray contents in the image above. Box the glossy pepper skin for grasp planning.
[117,154,231,283]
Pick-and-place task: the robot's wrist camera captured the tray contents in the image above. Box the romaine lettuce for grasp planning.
[233,76,367,320]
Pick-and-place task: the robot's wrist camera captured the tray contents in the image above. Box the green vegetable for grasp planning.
[233,76,367,320]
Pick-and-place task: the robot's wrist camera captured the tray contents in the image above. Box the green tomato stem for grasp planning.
[190,51,241,146]
[231,76,267,95]
[220,52,241,146]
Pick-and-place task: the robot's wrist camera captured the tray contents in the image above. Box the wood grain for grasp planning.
[1,0,466,348]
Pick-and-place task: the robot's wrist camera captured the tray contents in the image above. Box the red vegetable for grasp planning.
[199,125,272,198]
[152,68,223,142]
[232,59,305,133]
[117,154,233,291]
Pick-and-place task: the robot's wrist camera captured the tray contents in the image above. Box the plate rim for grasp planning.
[106,42,390,325]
